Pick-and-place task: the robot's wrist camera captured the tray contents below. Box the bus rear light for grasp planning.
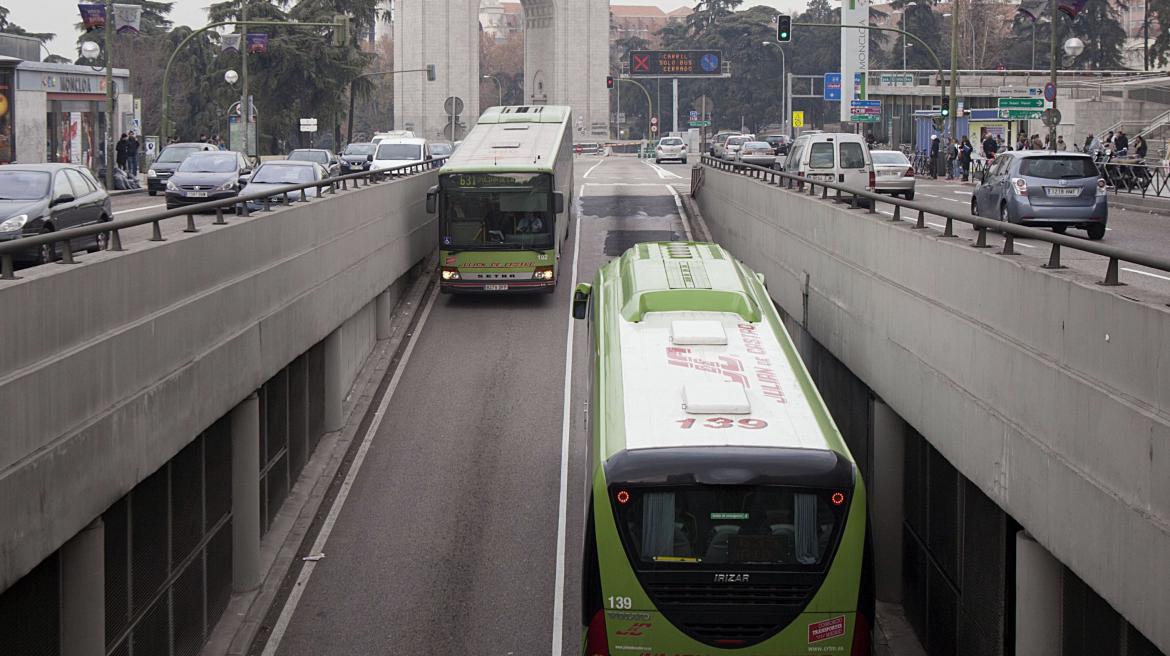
[534,266,554,281]
[831,492,846,506]
[440,267,460,281]
[616,490,630,505]
[585,609,610,656]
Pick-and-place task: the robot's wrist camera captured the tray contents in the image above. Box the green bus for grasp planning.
[427,105,573,293]
[572,242,873,655]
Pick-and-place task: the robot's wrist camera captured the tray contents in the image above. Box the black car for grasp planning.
[339,143,376,173]
[0,164,112,264]
[287,149,341,177]
[764,135,791,156]
[147,142,219,196]
[165,151,252,210]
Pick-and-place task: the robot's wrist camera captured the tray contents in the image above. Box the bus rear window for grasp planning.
[614,486,843,567]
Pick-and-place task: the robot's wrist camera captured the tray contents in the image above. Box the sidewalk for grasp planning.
[875,601,928,656]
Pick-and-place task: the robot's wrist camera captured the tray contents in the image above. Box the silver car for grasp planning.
[971,151,1107,240]
[655,137,688,163]
[240,160,324,210]
[734,141,776,168]
[871,150,916,200]
[720,135,754,160]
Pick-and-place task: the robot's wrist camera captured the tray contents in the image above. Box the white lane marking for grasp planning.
[551,180,586,656]
[114,203,166,216]
[953,190,972,196]
[583,182,669,187]
[927,222,947,229]
[261,285,439,656]
[666,185,693,241]
[642,159,684,180]
[583,159,605,179]
[1122,267,1170,282]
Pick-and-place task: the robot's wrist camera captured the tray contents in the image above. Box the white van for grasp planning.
[782,132,874,192]
[370,137,432,172]
[371,130,416,144]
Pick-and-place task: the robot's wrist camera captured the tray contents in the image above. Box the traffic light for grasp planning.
[941,97,950,118]
[426,64,437,82]
[607,75,614,89]
[776,15,792,42]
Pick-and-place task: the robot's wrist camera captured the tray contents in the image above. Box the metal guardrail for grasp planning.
[0,158,447,281]
[698,155,1170,287]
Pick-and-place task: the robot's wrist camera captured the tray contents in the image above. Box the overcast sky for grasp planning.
[18,0,807,59]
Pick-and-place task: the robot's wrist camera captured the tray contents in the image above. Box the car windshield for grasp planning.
[376,144,422,161]
[178,154,238,173]
[343,144,375,156]
[0,171,51,200]
[431,144,454,157]
[1019,156,1098,179]
[289,150,329,165]
[250,164,316,185]
[872,152,909,165]
[615,486,842,567]
[157,147,201,163]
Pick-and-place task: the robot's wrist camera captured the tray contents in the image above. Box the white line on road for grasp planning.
[114,203,166,216]
[583,159,605,179]
[642,159,684,180]
[260,284,439,656]
[551,183,586,656]
[666,185,693,241]
[953,190,972,196]
[583,182,671,187]
[1122,267,1170,282]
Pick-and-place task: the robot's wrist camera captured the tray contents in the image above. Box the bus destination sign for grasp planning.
[441,173,549,189]
[628,50,725,78]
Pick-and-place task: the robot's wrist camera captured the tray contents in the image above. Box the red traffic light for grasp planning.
[606,75,614,89]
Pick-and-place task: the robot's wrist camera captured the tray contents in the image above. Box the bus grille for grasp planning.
[687,622,777,640]
[646,581,815,606]
[645,581,818,646]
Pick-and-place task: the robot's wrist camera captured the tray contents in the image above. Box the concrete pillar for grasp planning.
[871,398,905,603]
[376,288,394,341]
[60,519,104,656]
[323,327,343,432]
[231,393,261,593]
[1015,531,1063,656]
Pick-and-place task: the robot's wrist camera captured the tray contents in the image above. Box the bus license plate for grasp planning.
[484,284,508,291]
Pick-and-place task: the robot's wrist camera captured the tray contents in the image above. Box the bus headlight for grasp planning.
[441,267,460,280]
[534,266,554,280]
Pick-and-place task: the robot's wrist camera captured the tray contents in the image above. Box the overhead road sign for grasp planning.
[824,72,865,101]
[627,50,728,78]
[851,100,880,107]
[997,86,1043,97]
[880,73,915,87]
[689,121,711,127]
[999,109,1044,120]
[850,98,881,121]
[998,98,1044,109]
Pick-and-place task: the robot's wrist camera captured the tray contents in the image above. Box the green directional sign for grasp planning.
[689,120,711,127]
[998,97,1044,108]
[998,109,1044,120]
[850,114,881,122]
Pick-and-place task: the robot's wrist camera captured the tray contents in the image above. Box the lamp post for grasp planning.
[762,41,786,137]
[240,1,250,163]
[901,2,917,71]
[483,74,503,106]
[80,0,114,191]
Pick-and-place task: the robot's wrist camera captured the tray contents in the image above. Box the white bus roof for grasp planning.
[440,105,570,174]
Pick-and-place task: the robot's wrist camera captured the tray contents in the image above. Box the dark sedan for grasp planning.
[287,149,341,177]
[339,143,375,173]
[165,151,252,210]
[147,142,218,196]
[0,164,112,264]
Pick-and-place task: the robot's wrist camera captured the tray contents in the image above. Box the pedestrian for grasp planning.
[1134,135,1148,159]
[1115,131,1129,156]
[1030,134,1044,150]
[982,132,998,160]
[945,137,957,180]
[1104,131,1115,149]
[1056,135,1066,151]
[928,134,940,179]
[213,134,226,150]
[1083,134,1094,153]
[115,133,128,170]
[125,131,140,177]
[198,133,208,143]
[959,136,973,182]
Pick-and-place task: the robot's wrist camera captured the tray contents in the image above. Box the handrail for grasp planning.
[700,155,1170,287]
[0,157,449,281]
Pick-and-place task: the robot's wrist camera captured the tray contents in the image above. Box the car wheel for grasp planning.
[904,191,915,201]
[38,229,58,264]
[148,189,157,197]
[1086,224,1106,240]
[999,202,1012,224]
[1051,225,1067,234]
[89,221,110,253]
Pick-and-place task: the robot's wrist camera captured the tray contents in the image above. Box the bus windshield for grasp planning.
[440,173,554,249]
[616,486,842,567]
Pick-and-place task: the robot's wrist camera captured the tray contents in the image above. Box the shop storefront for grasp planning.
[0,59,14,165]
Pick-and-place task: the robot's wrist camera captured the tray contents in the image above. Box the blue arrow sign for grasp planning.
[824,73,842,101]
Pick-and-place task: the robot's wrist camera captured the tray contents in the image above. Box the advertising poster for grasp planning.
[0,69,12,164]
[68,112,82,163]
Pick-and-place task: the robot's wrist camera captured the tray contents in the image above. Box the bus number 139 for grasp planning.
[608,596,633,609]
[677,417,768,430]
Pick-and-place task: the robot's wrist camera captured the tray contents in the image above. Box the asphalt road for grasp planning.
[263,155,689,655]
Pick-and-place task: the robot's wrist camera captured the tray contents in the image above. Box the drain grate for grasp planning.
[604,230,677,256]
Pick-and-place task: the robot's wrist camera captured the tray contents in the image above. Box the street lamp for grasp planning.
[224,69,239,85]
[762,41,787,135]
[1063,36,1085,59]
[900,2,917,71]
[482,74,503,106]
[80,30,114,191]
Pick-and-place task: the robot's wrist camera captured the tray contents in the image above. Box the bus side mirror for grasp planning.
[426,185,438,214]
[572,283,592,320]
[554,191,565,215]
[755,272,767,289]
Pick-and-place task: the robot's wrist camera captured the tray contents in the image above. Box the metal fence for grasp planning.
[1095,160,1170,197]
[698,155,1170,287]
[0,158,447,281]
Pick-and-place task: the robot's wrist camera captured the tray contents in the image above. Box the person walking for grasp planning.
[928,134,940,179]
[982,133,998,160]
[1030,134,1044,150]
[945,137,957,180]
[1115,131,1129,156]
[959,136,973,182]
[1134,135,1148,159]
[125,131,140,178]
[115,133,128,171]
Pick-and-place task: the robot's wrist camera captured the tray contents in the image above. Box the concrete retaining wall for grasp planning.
[696,166,1170,652]
[0,173,436,591]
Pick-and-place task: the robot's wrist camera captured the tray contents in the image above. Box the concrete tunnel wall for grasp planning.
[695,165,1170,653]
[0,172,438,593]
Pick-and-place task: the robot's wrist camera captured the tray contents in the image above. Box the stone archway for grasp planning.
[393,0,609,142]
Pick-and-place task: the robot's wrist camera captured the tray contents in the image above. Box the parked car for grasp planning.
[165,151,252,210]
[783,132,875,196]
[870,149,916,200]
[147,142,218,196]
[287,149,340,177]
[370,138,432,173]
[971,150,1107,240]
[655,136,688,164]
[339,143,376,173]
[0,164,111,264]
[709,130,740,157]
[763,134,791,156]
[734,141,776,168]
[239,160,325,210]
[718,134,755,160]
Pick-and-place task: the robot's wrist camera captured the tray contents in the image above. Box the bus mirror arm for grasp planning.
[554,192,565,215]
[572,283,592,320]
[426,186,438,214]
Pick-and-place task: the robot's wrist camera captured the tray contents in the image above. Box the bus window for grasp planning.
[439,174,554,249]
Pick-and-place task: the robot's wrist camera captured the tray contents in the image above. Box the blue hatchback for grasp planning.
[971,151,1108,240]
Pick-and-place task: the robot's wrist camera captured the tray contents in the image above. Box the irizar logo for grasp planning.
[714,573,750,583]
